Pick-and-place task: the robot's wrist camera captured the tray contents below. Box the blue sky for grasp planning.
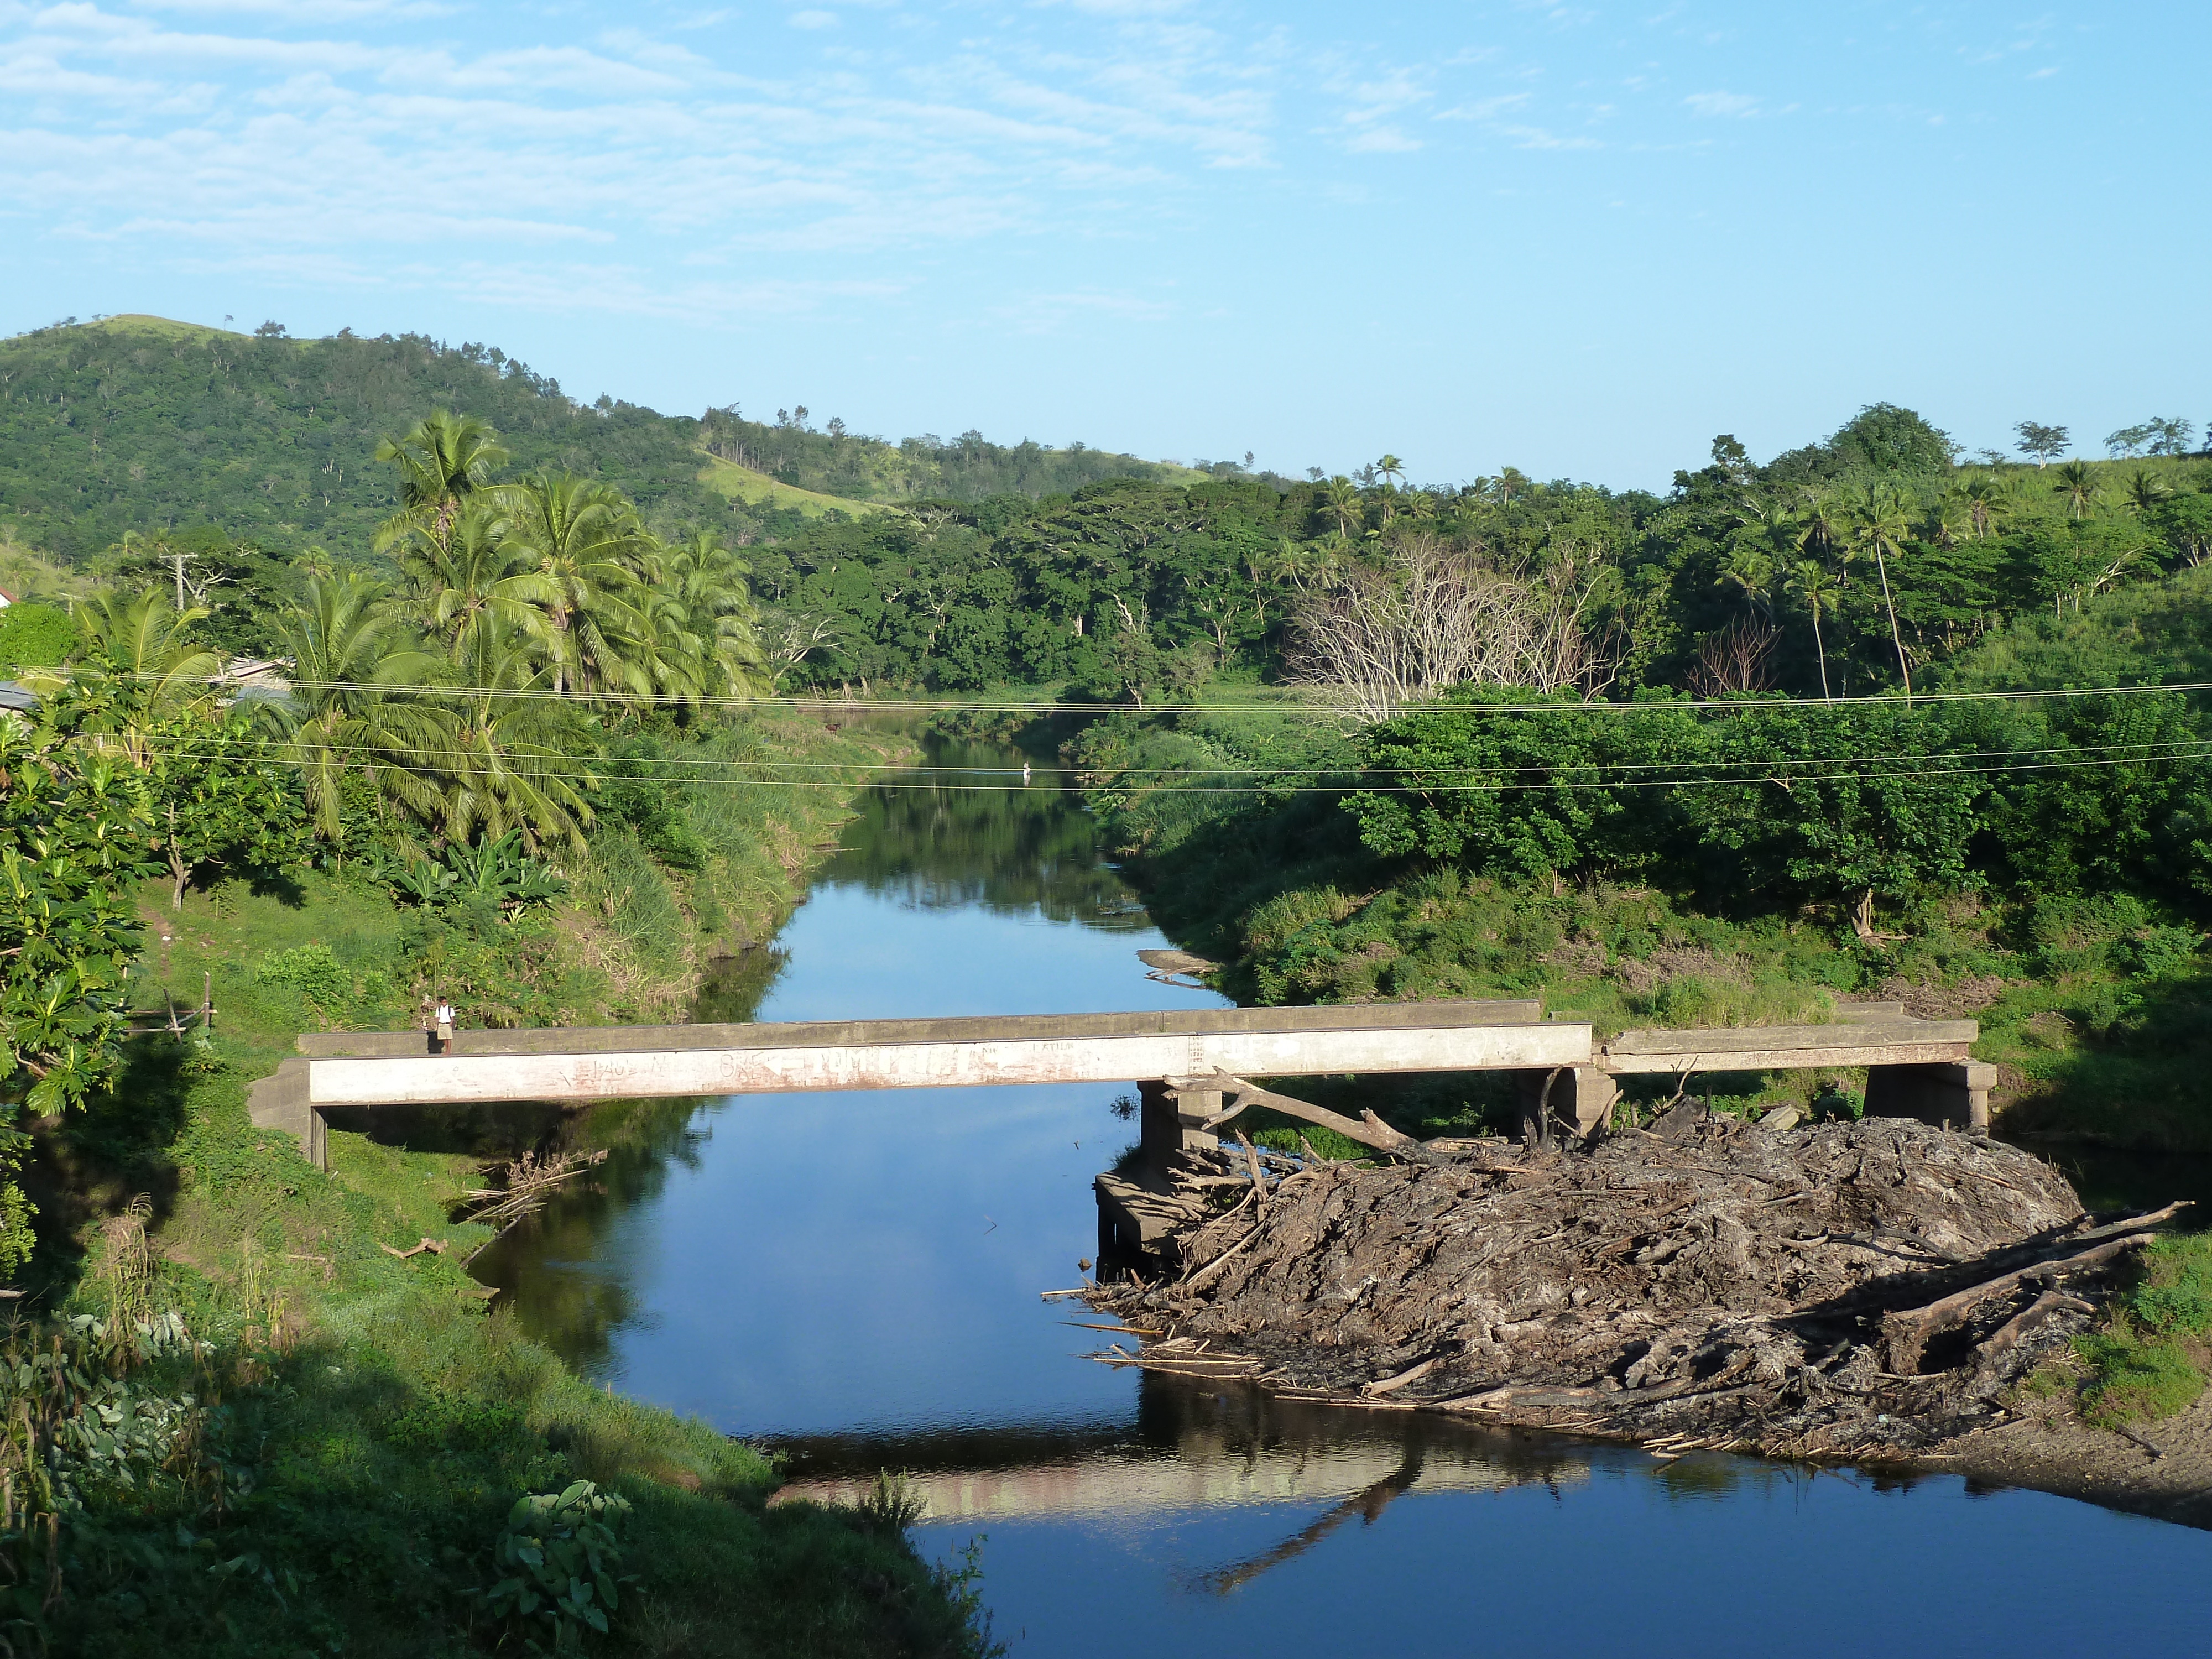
[2,1,2204,489]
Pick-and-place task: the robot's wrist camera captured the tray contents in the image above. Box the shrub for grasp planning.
[479,1480,635,1651]
[253,943,351,1014]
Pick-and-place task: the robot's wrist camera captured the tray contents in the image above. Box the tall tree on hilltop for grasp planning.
[2013,421,2069,467]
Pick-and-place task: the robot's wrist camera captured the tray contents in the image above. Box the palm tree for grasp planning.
[74,588,223,759]
[2122,468,2173,516]
[1952,473,2011,540]
[498,472,649,698]
[1717,541,1776,619]
[661,531,770,701]
[1850,481,1916,701]
[1375,455,1406,489]
[439,622,595,853]
[1783,559,1837,701]
[262,573,455,845]
[1319,477,1364,538]
[398,499,549,662]
[2053,460,2103,521]
[1795,488,1849,564]
[374,411,512,557]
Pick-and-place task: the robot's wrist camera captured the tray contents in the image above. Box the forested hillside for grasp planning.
[0,315,1193,563]
[746,403,2212,700]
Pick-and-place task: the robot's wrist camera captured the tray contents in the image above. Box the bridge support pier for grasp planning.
[245,1058,329,1171]
[1140,1079,1220,1173]
[1864,1060,1994,1134]
[1516,1067,1620,1144]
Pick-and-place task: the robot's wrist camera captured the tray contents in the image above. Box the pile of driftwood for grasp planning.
[1086,1099,2189,1458]
[460,1148,609,1227]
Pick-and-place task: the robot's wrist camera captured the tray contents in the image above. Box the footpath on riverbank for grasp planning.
[19,716,1001,1658]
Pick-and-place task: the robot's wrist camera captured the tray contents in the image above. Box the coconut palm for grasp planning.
[1795,488,1850,565]
[1782,559,1838,702]
[73,588,225,759]
[498,472,649,699]
[1319,477,1364,538]
[1850,481,1916,701]
[399,500,549,662]
[2053,460,2103,521]
[2122,468,2174,517]
[1375,455,1406,489]
[439,622,595,853]
[1952,473,2011,540]
[261,573,454,844]
[374,411,512,556]
[661,531,770,701]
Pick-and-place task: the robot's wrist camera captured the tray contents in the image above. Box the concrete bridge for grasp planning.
[246,999,1987,1170]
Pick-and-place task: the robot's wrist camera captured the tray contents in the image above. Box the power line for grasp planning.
[128,734,2212,796]
[62,668,2212,716]
[128,728,2212,781]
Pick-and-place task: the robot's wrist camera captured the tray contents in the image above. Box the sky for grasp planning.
[2,1,2205,490]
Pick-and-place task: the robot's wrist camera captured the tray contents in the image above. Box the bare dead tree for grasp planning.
[1286,534,1621,722]
[760,610,842,688]
[1688,615,1782,697]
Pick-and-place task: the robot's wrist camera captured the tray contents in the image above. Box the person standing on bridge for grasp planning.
[435,997,455,1055]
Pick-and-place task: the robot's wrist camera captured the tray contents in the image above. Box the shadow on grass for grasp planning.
[21,1032,202,1306]
[2003,963,2212,1155]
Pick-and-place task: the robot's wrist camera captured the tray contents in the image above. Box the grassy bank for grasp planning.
[9,714,994,1657]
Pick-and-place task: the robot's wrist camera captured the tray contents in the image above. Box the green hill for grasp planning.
[0,315,1205,563]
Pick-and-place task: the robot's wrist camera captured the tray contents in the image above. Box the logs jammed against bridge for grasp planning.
[246,998,1987,1171]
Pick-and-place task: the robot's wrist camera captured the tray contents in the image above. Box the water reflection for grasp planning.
[814,739,1155,926]
[775,1374,1592,1525]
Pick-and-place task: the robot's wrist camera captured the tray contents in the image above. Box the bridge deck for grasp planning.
[295,1000,1584,1109]
[247,1001,1984,1166]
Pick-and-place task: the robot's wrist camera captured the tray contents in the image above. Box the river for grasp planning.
[475,735,2212,1656]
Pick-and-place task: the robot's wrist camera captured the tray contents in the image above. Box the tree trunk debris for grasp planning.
[1086,1104,2188,1460]
[460,1147,610,1227]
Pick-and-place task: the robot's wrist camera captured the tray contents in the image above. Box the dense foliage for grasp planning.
[0,315,1190,566]
[739,406,2212,702]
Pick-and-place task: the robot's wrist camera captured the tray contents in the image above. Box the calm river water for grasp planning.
[477,737,2212,1656]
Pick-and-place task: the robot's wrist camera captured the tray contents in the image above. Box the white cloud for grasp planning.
[789,9,837,28]
[1682,90,1757,118]
[1498,123,1599,150]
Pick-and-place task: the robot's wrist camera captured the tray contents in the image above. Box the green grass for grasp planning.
[696,451,884,519]
[2075,1230,2212,1427]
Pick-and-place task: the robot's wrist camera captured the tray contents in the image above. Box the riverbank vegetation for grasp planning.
[0,397,980,1651]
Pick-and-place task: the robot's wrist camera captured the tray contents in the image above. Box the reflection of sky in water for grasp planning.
[489,742,2212,1647]
[514,753,1228,1436]
[935,1461,2212,1658]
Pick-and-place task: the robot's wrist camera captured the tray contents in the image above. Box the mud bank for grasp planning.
[1086,1110,2200,1516]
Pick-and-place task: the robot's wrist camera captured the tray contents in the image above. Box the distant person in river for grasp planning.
[436,998,455,1054]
